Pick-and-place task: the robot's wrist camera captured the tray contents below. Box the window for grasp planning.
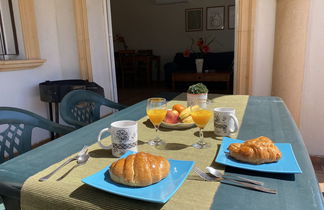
[0,0,19,60]
[0,0,45,72]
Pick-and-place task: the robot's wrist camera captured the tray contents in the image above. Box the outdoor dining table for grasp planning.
[0,93,323,210]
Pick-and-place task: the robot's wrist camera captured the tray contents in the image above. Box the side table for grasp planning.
[172,72,232,91]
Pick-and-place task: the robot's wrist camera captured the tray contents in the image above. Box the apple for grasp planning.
[164,110,179,124]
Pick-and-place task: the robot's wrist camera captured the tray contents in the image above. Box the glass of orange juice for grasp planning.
[190,99,213,149]
[146,97,167,146]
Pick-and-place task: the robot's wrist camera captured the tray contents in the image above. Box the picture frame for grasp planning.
[185,8,203,32]
[206,6,225,30]
[228,5,235,29]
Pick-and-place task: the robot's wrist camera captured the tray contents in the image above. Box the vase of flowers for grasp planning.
[195,58,204,73]
[187,83,209,108]
[183,37,215,73]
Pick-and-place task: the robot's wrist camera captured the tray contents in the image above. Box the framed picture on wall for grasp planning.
[206,6,225,30]
[228,5,235,29]
[185,8,203,32]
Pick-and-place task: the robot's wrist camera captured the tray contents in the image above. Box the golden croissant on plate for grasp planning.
[109,152,170,187]
[228,136,282,164]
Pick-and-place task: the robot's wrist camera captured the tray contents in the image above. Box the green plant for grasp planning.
[187,83,208,94]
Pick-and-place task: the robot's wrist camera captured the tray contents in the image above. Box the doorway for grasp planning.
[108,0,236,105]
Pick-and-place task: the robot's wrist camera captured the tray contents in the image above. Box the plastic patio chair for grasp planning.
[59,89,127,128]
[0,107,75,164]
[0,197,4,210]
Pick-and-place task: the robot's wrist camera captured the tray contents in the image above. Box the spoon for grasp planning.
[56,153,90,181]
[39,145,88,182]
[206,166,264,186]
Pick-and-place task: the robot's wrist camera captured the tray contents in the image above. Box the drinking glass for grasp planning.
[190,99,213,149]
[146,97,167,146]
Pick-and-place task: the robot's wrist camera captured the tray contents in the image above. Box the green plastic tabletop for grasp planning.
[0,94,323,210]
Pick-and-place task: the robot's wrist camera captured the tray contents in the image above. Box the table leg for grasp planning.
[172,73,175,90]
[147,59,151,86]
[156,57,160,82]
[54,103,60,138]
[2,195,20,210]
[48,103,54,140]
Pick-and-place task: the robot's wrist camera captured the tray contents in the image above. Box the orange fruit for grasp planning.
[172,104,185,113]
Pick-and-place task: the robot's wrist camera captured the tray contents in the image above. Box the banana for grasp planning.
[179,107,191,120]
[179,105,200,123]
[191,105,200,112]
[182,116,194,123]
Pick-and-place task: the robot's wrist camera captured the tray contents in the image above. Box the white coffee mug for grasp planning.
[214,107,239,137]
[97,120,138,157]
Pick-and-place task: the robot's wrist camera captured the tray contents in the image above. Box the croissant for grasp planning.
[228,136,282,164]
[109,152,170,187]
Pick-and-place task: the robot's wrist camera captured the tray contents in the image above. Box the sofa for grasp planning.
[164,51,234,87]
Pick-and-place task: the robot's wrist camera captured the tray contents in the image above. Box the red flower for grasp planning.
[196,38,204,47]
[184,37,215,58]
[183,49,191,57]
[201,45,210,53]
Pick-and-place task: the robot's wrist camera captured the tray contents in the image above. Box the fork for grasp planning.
[193,167,277,194]
[206,166,264,186]
[39,145,88,182]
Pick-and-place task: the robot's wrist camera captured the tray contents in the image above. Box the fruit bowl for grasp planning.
[160,121,195,129]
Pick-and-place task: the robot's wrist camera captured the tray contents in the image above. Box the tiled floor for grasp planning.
[118,82,171,106]
[118,82,324,195]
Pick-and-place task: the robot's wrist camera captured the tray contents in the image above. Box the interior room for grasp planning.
[0,0,323,209]
[111,0,235,104]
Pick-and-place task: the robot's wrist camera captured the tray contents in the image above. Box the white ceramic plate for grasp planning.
[160,121,196,129]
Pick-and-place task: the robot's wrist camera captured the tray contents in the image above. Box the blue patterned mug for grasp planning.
[214,108,239,137]
[97,120,138,157]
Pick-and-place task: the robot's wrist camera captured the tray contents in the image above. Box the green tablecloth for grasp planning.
[1,93,323,210]
[21,94,249,210]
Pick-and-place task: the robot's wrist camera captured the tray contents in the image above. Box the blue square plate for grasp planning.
[82,151,195,203]
[215,137,302,174]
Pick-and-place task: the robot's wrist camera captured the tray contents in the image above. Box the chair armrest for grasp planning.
[103,99,127,111]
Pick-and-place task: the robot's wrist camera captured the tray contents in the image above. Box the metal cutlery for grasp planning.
[193,167,277,194]
[206,166,264,186]
[38,145,88,182]
[56,152,90,181]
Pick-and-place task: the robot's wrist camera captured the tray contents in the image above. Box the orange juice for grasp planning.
[147,109,167,126]
[191,109,212,128]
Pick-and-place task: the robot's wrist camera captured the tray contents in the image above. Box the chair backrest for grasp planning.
[59,90,127,128]
[137,49,153,55]
[0,107,74,163]
[118,50,137,73]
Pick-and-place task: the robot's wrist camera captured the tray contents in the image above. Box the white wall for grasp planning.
[0,0,80,143]
[300,0,324,155]
[55,0,80,78]
[111,0,235,79]
[251,0,276,96]
[0,0,117,144]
